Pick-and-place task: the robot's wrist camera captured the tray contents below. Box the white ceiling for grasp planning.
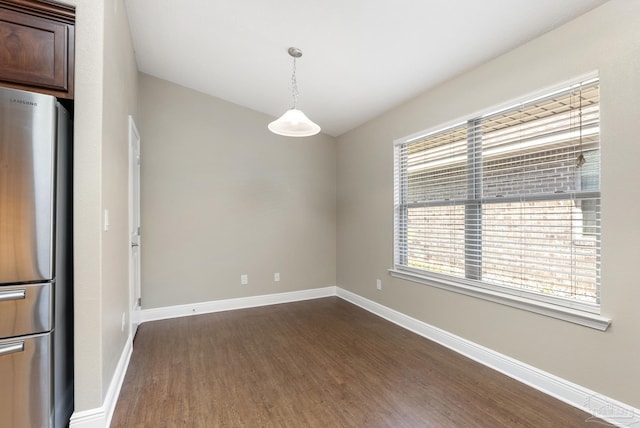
[124,0,608,137]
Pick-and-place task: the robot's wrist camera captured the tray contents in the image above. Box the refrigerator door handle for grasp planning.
[0,289,26,302]
[0,341,25,356]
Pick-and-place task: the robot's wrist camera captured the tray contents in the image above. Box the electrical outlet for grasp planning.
[376,279,382,290]
[241,274,248,285]
[121,312,126,331]
[274,272,280,282]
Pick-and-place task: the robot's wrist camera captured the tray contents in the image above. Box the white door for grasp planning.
[128,115,142,338]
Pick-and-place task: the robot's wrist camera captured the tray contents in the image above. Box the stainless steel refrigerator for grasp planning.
[0,87,74,427]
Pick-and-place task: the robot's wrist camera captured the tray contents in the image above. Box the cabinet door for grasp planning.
[0,7,72,97]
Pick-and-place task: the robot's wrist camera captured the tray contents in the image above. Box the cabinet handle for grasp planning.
[0,289,26,302]
[0,341,24,356]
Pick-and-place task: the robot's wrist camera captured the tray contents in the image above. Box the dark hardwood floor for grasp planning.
[111,297,601,427]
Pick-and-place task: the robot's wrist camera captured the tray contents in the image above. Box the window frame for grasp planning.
[391,73,611,331]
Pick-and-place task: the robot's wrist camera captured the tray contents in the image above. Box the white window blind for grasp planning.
[394,78,601,311]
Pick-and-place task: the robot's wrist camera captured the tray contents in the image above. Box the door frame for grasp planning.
[128,115,142,338]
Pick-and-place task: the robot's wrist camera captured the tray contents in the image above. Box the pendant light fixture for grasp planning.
[268,47,321,137]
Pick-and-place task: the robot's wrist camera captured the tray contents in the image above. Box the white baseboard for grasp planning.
[69,333,133,428]
[336,287,640,427]
[140,286,337,323]
[68,408,104,428]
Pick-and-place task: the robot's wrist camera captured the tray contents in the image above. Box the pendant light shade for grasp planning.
[268,108,321,137]
[268,47,321,137]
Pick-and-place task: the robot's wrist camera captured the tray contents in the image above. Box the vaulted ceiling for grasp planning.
[124,0,608,137]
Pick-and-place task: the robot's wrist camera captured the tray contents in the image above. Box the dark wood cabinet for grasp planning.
[0,0,74,99]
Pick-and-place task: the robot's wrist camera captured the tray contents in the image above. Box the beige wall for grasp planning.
[100,0,139,405]
[63,0,138,412]
[138,74,336,309]
[337,0,640,409]
[67,0,104,410]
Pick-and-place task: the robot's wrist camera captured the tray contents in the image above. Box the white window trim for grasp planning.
[392,72,611,331]
[388,268,610,331]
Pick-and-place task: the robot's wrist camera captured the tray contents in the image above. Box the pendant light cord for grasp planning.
[290,56,299,109]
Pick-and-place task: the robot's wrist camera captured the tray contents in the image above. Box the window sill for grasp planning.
[388,268,611,331]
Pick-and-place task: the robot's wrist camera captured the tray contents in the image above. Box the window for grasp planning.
[393,77,607,327]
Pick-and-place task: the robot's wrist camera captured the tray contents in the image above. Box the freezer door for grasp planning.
[0,282,52,338]
[0,333,52,428]
[0,87,57,284]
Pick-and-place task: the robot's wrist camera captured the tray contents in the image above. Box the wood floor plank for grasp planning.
[111,297,602,427]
